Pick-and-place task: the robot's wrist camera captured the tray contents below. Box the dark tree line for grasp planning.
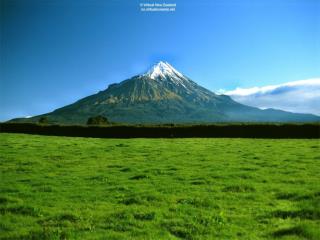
[86,115,109,125]
[1,122,319,139]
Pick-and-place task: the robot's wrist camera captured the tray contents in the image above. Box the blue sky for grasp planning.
[1,0,319,120]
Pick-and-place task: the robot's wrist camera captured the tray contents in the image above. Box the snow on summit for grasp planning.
[144,61,184,80]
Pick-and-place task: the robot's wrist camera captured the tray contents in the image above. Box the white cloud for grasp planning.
[221,78,320,116]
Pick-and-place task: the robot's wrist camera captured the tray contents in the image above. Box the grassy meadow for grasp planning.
[0,133,319,239]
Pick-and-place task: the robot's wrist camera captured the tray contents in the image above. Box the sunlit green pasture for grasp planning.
[0,133,319,239]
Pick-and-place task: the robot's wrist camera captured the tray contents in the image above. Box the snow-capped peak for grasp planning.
[144,61,184,80]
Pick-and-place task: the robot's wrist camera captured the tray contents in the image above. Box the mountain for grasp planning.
[10,61,320,124]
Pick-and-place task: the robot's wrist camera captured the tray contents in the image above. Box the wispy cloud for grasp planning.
[221,78,320,116]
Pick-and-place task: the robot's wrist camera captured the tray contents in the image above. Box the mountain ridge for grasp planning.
[9,61,320,124]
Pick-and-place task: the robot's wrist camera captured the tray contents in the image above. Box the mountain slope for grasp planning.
[11,61,320,124]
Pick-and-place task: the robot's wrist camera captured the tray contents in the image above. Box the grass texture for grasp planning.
[0,133,319,239]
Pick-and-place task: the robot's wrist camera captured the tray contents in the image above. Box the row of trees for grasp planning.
[2,122,319,138]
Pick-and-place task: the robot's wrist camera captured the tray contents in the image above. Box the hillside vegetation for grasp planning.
[0,134,319,239]
[9,62,320,124]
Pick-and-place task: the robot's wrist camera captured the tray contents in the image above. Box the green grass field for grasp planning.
[0,133,319,239]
